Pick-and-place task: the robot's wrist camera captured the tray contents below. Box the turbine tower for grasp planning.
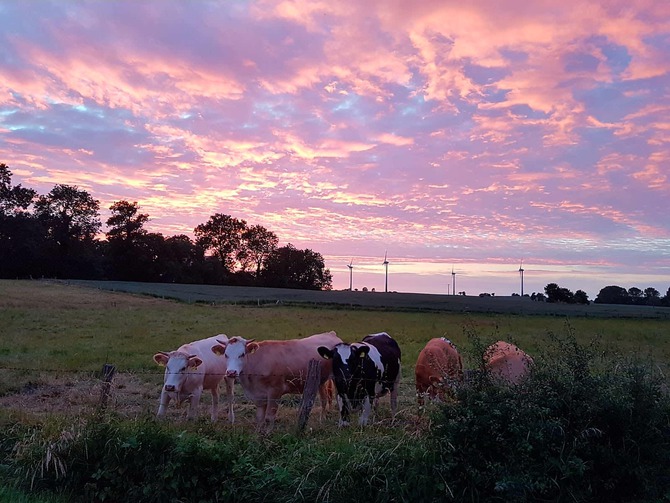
[519,260,525,297]
[347,259,354,291]
[382,251,389,293]
[451,265,456,296]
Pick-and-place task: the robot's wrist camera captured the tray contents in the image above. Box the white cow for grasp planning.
[153,334,234,422]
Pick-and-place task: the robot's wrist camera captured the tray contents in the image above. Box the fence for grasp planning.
[0,362,419,433]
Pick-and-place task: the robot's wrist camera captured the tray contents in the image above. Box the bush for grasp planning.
[430,332,670,502]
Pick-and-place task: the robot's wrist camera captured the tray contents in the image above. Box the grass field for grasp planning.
[1,280,669,502]
[1,279,668,427]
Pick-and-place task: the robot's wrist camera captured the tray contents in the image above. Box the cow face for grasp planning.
[318,343,369,393]
[153,351,202,393]
[211,337,258,378]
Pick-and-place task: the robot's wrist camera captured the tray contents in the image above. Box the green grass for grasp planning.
[1,280,669,502]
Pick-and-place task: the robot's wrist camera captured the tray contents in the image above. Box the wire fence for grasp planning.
[0,363,422,430]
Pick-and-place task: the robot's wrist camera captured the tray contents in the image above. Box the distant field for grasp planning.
[64,278,670,318]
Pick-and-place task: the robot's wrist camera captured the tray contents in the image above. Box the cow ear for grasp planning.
[318,346,333,359]
[246,341,259,354]
[153,352,169,366]
[211,342,227,355]
[188,356,203,368]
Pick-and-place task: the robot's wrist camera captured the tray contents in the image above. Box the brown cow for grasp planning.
[415,337,463,407]
[484,341,533,384]
[211,331,342,431]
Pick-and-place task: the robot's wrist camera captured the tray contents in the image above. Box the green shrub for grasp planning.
[430,332,670,502]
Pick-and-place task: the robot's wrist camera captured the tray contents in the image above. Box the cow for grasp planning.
[210,331,342,432]
[415,337,463,407]
[153,334,235,422]
[318,332,401,426]
[484,341,534,385]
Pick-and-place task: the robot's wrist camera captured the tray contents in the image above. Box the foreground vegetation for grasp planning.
[1,280,669,502]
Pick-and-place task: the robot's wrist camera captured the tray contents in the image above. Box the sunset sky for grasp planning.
[1,1,669,298]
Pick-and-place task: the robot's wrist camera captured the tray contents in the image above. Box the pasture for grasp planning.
[1,279,669,502]
[1,279,668,422]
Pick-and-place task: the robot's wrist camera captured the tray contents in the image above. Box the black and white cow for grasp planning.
[317,332,401,426]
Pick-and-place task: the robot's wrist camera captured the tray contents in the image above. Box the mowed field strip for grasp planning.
[1,279,669,431]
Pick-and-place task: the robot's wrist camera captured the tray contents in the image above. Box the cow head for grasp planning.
[318,343,369,390]
[153,351,203,393]
[211,336,258,378]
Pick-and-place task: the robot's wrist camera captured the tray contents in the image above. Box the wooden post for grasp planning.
[99,363,116,409]
[296,359,321,433]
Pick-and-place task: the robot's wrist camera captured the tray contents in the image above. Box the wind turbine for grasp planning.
[347,259,354,291]
[382,251,389,293]
[518,260,525,297]
[451,265,456,296]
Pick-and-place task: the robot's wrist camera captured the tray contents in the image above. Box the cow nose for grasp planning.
[226,370,238,378]
[164,384,175,391]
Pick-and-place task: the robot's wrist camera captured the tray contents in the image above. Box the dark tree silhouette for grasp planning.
[1,163,35,216]
[594,285,630,305]
[0,164,43,278]
[238,224,278,279]
[194,213,247,274]
[262,244,332,290]
[574,289,589,304]
[33,184,101,278]
[544,283,575,303]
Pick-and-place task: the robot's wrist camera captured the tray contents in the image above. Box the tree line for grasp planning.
[530,282,670,307]
[0,164,332,290]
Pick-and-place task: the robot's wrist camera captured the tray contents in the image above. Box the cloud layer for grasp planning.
[1,0,669,296]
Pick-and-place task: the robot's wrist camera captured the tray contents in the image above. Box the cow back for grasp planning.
[484,341,533,385]
[241,331,341,394]
[362,332,401,391]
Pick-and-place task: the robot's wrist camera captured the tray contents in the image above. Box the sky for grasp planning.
[1,1,669,299]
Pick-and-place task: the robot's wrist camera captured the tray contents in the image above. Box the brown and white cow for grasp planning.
[153,334,235,422]
[484,341,534,385]
[415,337,463,406]
[211,331,342,431]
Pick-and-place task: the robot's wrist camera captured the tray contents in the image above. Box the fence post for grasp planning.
[99,363,116,409]
[296,359,321,433]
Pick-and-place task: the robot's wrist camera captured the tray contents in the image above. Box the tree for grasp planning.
[106,201,149,242]
[574,290,589,304]
[238,224,278,279]
[33,184,101,278]
[262,244,332,290]
[644,287,660,299]
[0,163,35,216]
[594,285,630,305]
[194,213,247,274]
[0,164,43,278]
[160,234,208,283]
[544,283,575,303]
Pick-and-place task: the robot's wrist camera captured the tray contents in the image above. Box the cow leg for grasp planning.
[390,368,401,417]
[337,395,350,427]
[254,399,267,431]
[157,390,171,419]
[264,392,282,432]
[224,377,235,424]
[317,381,331,420]
[209,385,219,422]
[187,388,202,420]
